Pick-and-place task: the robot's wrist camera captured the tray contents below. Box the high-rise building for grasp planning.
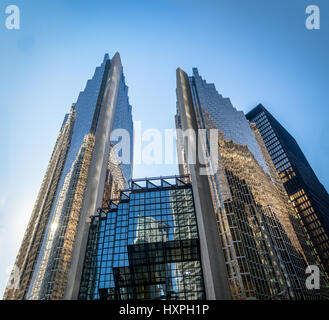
[5,57,328,301]
[175,68,325,299]
[4,53,133,300]
[246,104,329,276]
[78,176,206,300]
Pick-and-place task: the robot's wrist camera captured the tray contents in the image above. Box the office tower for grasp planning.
[4,53,133,300]
[175,67,323,299]
[78,176,206,300]
[246,104,329,276]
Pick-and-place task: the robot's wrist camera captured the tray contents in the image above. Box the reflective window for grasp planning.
[79,178,205,300]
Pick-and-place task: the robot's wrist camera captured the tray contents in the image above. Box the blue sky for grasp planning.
[0,0,328,297]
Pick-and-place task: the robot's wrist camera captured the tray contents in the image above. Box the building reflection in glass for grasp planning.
[79,176,205,300]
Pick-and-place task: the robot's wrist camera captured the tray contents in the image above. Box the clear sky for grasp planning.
[0,0,328,298]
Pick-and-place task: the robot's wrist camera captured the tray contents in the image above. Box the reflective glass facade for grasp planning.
[189,68,269,174]
[4,53,133,300]
[79,176,205,300]
[176,68,324,299]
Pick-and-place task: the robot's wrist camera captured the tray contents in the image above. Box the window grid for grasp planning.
[79,180,205,300]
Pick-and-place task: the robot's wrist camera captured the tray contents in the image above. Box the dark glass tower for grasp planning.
[78,176,206,300]
[246,104,329,275]
[4,53,133,300]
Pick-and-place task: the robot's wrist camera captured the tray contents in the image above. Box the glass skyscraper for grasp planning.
[246,104,329,277]
[176,67,326,299]
[5,57,328,301]
[4,53,133,300]
[188,68,269,174]
[78,176,205,300]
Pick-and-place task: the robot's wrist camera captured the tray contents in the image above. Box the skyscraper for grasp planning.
[4,53,133,300]
[176,68,325,299]
[246,104,329,276]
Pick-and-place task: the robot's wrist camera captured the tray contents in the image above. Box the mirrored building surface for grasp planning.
[4,53,133,300]
[78,176,205,300]
[176,68,326,299]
